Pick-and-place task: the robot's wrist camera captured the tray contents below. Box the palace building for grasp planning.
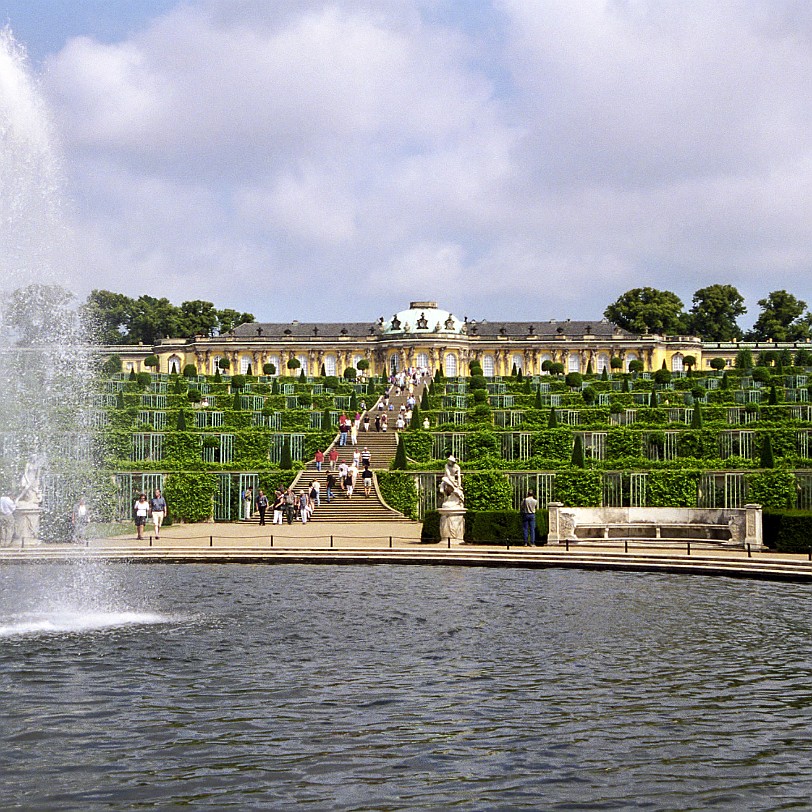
[109,300,712,376]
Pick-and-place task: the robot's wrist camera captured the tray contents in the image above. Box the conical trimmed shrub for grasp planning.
[280,437,292,469]
[760,434,775,469]
[691,401,703,429]
[177,410,187,431]
[571,434,585,468]
[392,435,408,469]
[548,408,558,428]
[421,387,430,410]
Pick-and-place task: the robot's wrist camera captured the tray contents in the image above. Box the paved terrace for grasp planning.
[2,521,812,583]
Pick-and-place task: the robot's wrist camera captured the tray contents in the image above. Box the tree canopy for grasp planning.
[685,284,746,341]
[750,290,809,341]
[603,287,686,335]
[81,290,254,344]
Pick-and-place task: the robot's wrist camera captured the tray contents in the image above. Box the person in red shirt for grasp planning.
[314,448,324,471]
[328,447,339,471]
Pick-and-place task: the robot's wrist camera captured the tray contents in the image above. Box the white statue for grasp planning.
[438,455,465,508]
[16,454,45,509]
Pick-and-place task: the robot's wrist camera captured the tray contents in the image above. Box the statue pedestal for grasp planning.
[13,505,42,547]
[438,505,467,545]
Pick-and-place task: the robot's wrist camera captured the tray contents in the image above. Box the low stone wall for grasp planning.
[547,503,763,550]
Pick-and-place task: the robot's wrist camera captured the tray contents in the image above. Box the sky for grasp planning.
[2,0,812,327]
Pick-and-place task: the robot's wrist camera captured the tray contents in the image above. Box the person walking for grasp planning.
[361,447,371,467]
[338,460,348,491]
[346,463,357,499]
[133,493,150,541]
[299,490,310,523]
[314,448,324,472]
[150,488,167,539]
[284,488,296,525]
[256,489,268,525]
[272,489,285,524]
[243,486,253,521]
[326,471,336,503]
[521,490,539,546]
[362,464,373,498]
[339,421,349,446]
[72,497,90,545]
[310,479,320,508]
[328,447,339,470]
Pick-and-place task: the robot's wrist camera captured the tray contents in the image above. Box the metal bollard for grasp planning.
[624,539,628,554]
[565,538,569,552]
[270,535,273,547]
[747,543,752,558]
[330,535,334,548]
[447,537,451,548]
[148,535,152,547]
[687,541,691,556]
[808,547,811,562]
[209,535,213,547]
[389,536,392,549]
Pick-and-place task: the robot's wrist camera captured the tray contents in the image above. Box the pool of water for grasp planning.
[0,563,810,810]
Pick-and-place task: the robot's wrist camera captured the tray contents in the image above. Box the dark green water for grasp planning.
[0,564,810,810]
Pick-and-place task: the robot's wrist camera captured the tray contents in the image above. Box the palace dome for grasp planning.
[381,301,464,335]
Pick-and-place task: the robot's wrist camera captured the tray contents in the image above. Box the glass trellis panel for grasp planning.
[602,473,622,506]
[558,410,580,426]
[486,382,507,394]
[441,395,468,409]
[446,383,468,394]
[214,473,231,520]
[598,393,610,406]
[137,410,167,430]
[436,411,467,426]
[114,473,133,520]
[630,473,648,507]
[537,394,562,407]
[633,393,650,405]
[507,473,555,510]
[790,406,812,422]
[500,433,533,460]
[269,434,305,463]
[309,412,322,429]
[494,411,524,428]
[489,395,515,408]
[312,384,324,395]
[726,408,742,425]
[796,473,812,510]
[705,377,719,390]
[581,432,607,460]
[105,380,124,392]
[719,431,754,459]
[240,395,265,410]
[282,384,295,394]
[334,396,351,410]
[414,472,440,519]
[238,473,259,520]
[285,396,299,409]
[95,393,118,407]
[798,430,812,458]
[140,394,167,408]
[91,410,109,428]
[698,473,745,508]
[432,433,467,461]
[131,433,164,461]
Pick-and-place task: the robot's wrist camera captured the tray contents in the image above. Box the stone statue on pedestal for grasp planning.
[13,454,46,546]
[437,455,466,542]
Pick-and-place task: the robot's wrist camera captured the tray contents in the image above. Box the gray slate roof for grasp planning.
[233,318,633,339]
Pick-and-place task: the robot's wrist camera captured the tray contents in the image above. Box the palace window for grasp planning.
[482,355,495,377]
[512,354,524,373]
[626,353,638,371]
[444,353,458,377]
[671,354,684,372]
[296,355,308,375]
[416,352,429,370]
[568,354,581,373]
[167,355,182,374]
[324,354,337,376]
[597,353,610,373]
[240,356,252,374]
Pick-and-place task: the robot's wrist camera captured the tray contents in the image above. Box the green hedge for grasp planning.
[420,509,549,544]
[163,472,217,523]
[762,510,812,553]
[376,472,418,518]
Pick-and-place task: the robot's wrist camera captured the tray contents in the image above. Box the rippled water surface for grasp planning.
[0,563,810,810]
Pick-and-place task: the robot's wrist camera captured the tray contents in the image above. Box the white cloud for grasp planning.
[31,0,812,323]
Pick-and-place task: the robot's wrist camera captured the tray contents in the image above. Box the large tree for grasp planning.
[750,290,808,341]
[685,284,746,341]
[216,308,255,334]
[604,287,686,335]
[81,289,132,343]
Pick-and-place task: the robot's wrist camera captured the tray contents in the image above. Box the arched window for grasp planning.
[416,352,429,370]
[268,355,280,376]
[240,356,252,375]
[597,353,610,373]
[512,354,524,373]
[324,354,337,377]
[212,356,222,374]
[389,354,400,375]
[568,354,581,373]
[671,353,684,372]
[167,355,182,375]
[353,355,364,370]
[296,354,308,375]
[539,353,551,374]
[626,353,638,371]
[444,353,458,377]
[482,355,495,377]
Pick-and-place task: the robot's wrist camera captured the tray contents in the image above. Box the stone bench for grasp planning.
[547,503,763,550]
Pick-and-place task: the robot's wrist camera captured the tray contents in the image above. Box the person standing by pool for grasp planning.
[133,493,150,541]
[72,497,90,544]
[256,489,268,526]
[272,489,285,525]
[520,490,538,546]
[150,488,167,539]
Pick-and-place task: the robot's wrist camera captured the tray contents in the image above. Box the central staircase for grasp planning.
[249,377,428,523]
